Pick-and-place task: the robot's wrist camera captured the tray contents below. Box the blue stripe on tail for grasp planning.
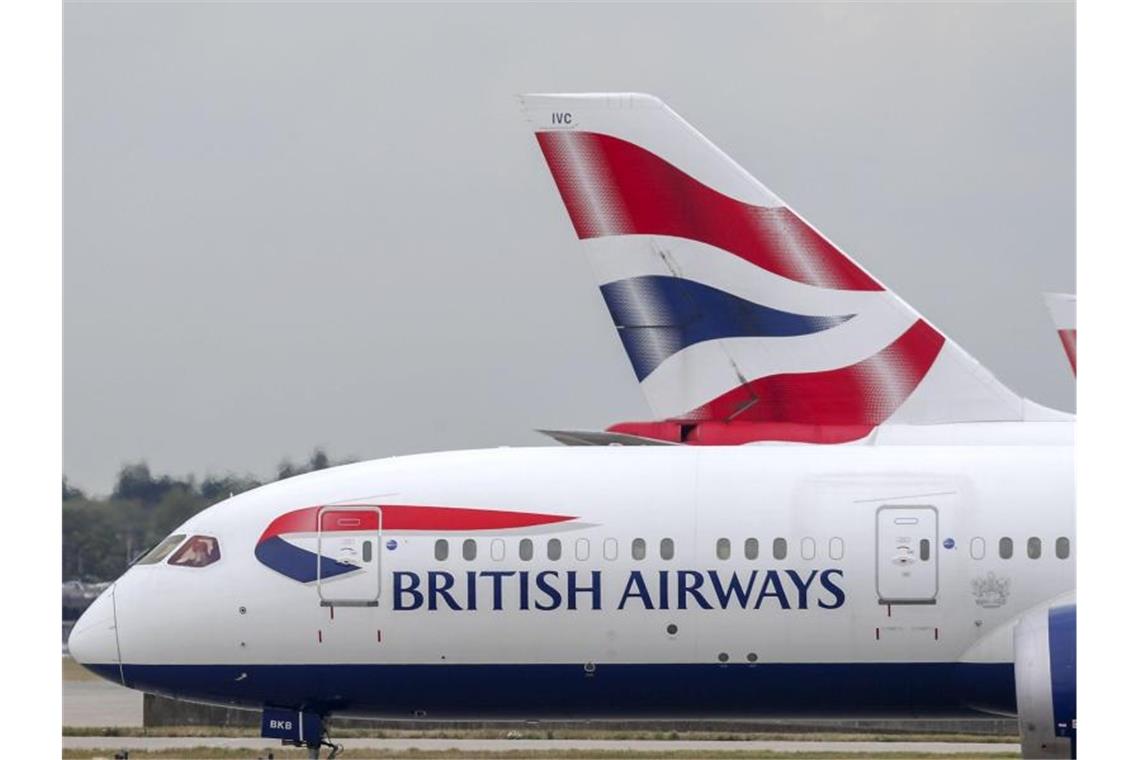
[600,276,854,380]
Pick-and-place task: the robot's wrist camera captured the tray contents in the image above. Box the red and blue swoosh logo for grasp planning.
[255,505,576,583]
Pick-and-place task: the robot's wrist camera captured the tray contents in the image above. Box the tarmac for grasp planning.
[62,670,143,728]
[62,736,1021,754]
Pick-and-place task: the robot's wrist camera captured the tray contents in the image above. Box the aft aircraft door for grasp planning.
[876,506,938,604]
[317,506,381,607]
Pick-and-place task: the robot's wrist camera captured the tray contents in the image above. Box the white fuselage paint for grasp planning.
[97,432,1071,700]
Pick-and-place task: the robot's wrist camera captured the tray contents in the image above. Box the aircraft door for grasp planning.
[876,506,938,604]
[317,506,381,607]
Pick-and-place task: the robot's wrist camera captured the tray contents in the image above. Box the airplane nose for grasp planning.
[67,584,122,684]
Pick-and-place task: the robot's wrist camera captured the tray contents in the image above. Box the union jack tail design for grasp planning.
[1044,293,1076,376]
[522,93,1033,442]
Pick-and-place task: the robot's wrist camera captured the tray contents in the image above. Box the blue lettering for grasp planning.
[519,570,530,610]
[678,570,713,610]
[818,569,845,609]
[466,571,477,611]
[567,570,602,610]
[534,570,562,611]
[396,567,843,614]
[393,571,422,611]
[427,571,462,611]
[480,571,514,611]
[709,570,758,609]
[754,570,790,609]
[785,569,818,610]
[618,571,654,610]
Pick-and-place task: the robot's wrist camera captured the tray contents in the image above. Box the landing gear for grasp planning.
[302,720,343,759]
[260,707,342,759]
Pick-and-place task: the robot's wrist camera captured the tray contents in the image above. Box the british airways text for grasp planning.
[391,569,845,611]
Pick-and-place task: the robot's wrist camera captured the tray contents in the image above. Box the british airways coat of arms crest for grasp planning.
[971,572,1011,608]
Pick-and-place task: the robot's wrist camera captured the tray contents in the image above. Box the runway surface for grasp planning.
[62,673,143,727]
[64,736,1020,754]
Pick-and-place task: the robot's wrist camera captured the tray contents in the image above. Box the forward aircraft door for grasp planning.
[876,506,938,604]
[317,506,381,607]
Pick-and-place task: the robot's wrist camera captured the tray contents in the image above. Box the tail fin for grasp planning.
[522,92,1032,429]
[1044,293,1076,376]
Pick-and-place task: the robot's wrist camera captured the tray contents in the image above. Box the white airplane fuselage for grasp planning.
[71,425,1073,721]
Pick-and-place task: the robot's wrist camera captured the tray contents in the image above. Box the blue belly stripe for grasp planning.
[104,662,1015,719]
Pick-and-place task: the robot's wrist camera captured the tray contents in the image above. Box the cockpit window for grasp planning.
[135,534,186,565]
[168,535,221,568]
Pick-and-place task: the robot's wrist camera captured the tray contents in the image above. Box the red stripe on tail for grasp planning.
[536,130,882,292]
[689,319,945,426]
[1058,329,1076,375]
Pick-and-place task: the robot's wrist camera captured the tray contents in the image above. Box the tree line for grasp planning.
[62,449,351,582]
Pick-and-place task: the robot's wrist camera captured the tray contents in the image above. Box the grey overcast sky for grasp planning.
[64,2,1074,495]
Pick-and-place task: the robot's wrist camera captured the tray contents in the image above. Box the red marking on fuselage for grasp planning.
[259,505,576,544]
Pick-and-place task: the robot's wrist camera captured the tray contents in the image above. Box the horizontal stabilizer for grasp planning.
[536,429,677,447]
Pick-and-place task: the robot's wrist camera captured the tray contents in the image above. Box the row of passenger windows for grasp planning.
[434,536,1073,563]
[970,536,1071,560]
[718,537,843,561]
[432,536,838,562]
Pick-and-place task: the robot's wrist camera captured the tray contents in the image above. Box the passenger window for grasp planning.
[136,534,186,565]
[168,535,220,568]
[434,539,449,561]
[744,538,759,560]
[970,537,985,560]
[716,538,731,560]
[801,537,816,561]
[603,538,618,561]
[631,538,646,561]
[919,538,930,561]
[660,538,675,560]
[548,538,562,561]
[773,537,787,560]
[829,537,844,561]
[519,538,533,561]
[361,541,372,563]
[1056,537,1071,559]
[462,538,477,561]
[1027,537,1042,560]
[490,538,505,561]
[999,537,1013,559]
[575,538,590,561]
